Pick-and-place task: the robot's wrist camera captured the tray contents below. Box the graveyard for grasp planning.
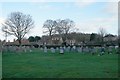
[1,2,119,79]
[2,47,118,78]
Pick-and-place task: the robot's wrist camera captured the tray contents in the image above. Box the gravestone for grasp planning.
[77,47,82,53]
[85,47,89,53]
[51,47,55,53]
[108,46,113,54]
[72,46,76,52]
[66,46,70,52]
[99,47,105,56]
[40,47,43,50]
[56,47,59,51]
[60,47,64,54]
[91,47,96,55]
[44,46,47,53]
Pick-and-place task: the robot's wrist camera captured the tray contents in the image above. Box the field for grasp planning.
[2,49,118,78]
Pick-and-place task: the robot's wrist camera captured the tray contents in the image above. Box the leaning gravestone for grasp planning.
[60,47,64,54]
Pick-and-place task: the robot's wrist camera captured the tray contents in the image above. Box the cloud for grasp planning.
[74,0,96,8]
[76,17,117,35]
[104,2,118,16]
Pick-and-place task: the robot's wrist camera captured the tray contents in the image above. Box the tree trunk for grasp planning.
[50,35,52,45]
[18,39,21,46]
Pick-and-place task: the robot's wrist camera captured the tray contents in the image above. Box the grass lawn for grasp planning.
[2,49,118,78]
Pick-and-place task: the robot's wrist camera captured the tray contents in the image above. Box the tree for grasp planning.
[98,27,107,42]
[2,12,34,45]
[61,19,75,42]
[34,36,41,42]
[54,19,63,35]
[43,19,56,44]
[90,33,97,41]
[28,36,35,42]
[55,19,75,42]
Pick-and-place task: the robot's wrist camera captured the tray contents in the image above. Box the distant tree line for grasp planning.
[28,36,41,42]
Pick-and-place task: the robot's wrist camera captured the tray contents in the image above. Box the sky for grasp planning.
[0,0,118,42]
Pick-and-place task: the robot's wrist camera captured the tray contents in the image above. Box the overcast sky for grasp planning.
[0,0,118,42]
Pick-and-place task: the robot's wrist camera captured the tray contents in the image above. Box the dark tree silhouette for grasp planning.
[28,36,35,42]
[34,36,41,42]
[90,33,97,41]
[2,12,34,45]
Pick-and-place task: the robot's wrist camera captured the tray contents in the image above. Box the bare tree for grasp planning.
[98,27,107,42]
[60,19,75,42]
[54,19,63,35]
[2,12,34,45]
[43,19,56,44]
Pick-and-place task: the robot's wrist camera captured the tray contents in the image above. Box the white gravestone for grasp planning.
[51,47,55,53]
[60,47,64,54]
[44,47,47,53]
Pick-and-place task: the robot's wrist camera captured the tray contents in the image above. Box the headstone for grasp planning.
[66,46,70,52]
[108,46,112,54]
[72,46,76,52]
[40,47,43,51]
[77,47,82,53]
[91,47,96,55]
[56,47,59,51]
[63,46,66,50]
[44,46,47,53]
[51,47,55,53]
[26,46,30,52]
[100,47,105,56]
[60,47,64,54]
[85,47,89,53]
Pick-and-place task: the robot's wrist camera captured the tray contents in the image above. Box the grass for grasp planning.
[2,49,118,78]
